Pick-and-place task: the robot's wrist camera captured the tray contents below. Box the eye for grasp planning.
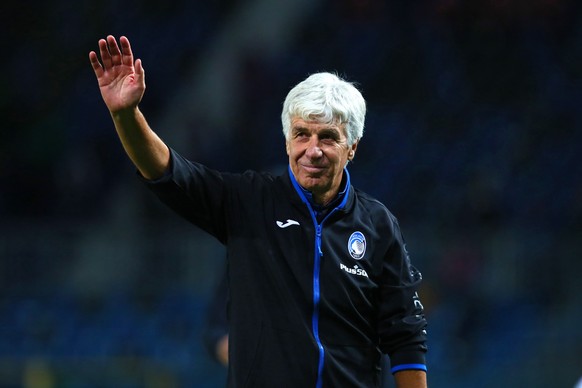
[319,132,339,144]
[292,129,310,141]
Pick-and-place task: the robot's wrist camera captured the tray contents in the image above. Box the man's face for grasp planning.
[286,117,357,205]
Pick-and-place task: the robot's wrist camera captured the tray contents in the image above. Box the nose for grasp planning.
[305,137,323,159]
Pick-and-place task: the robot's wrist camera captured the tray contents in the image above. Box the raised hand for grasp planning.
[89,36,145,114]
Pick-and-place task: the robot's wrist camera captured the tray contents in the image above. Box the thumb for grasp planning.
[135,58,145,81]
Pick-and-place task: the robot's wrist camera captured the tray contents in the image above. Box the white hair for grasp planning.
[281,72,366,146]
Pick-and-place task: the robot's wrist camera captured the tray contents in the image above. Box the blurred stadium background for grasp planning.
[1,0,581,387]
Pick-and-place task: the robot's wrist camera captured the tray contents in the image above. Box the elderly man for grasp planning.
[89,35,428,388]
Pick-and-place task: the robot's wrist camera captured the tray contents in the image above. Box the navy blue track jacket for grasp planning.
[145,149,428,387]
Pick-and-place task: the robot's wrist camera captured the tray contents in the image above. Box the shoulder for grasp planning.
[223,169,282,195]
[352,188,399,225]
[349,188,404,244]
[237,169,278,183]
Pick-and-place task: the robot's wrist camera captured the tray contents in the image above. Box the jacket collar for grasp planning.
[286,165,352,213]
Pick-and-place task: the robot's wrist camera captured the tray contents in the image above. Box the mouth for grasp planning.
[300,164,326,174]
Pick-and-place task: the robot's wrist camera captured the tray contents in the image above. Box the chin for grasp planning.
[301,179,326,192]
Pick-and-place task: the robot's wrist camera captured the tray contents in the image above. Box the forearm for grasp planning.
[394,370,427,388]
[111,107,170,180]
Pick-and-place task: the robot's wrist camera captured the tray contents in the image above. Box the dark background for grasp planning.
[0,1,580,386]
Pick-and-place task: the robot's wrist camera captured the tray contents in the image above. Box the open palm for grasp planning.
[89,35,145,114]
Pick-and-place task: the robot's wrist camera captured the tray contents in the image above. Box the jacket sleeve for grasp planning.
[377,215,428,374]
[140,148,230,243]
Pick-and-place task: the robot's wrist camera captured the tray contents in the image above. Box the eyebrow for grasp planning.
[291,126,341,135]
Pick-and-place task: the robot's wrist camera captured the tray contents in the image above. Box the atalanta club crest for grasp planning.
[348,231,366,260]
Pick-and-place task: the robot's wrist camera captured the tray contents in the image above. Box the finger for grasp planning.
[98,38,112,69]
[119,36,134,67]
[106,35,122,66]
[89,51,104,78]
[135,58,144,76]
[135,58,146,86]
[135,59,145,87]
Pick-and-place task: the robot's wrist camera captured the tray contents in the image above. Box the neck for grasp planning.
[290,167,350,210]
[312,189,337,207]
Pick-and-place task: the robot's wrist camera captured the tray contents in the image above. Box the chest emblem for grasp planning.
[347,231,366,260]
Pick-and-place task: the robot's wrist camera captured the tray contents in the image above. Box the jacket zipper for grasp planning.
[312,212,336,388]
[312,223,324,388]
[287,165,352,387]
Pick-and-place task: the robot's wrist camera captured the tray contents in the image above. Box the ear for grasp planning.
[285,140,290,156]
[348,140,359,161]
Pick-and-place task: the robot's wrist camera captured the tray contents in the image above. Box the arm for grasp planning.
[89,35,169,180]
[215,334,229,366]
[394,370,427,388]
[377,214,428,384]
[203,266,230,366]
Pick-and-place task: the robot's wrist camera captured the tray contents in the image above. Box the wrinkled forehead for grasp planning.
[290,116,347,135]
